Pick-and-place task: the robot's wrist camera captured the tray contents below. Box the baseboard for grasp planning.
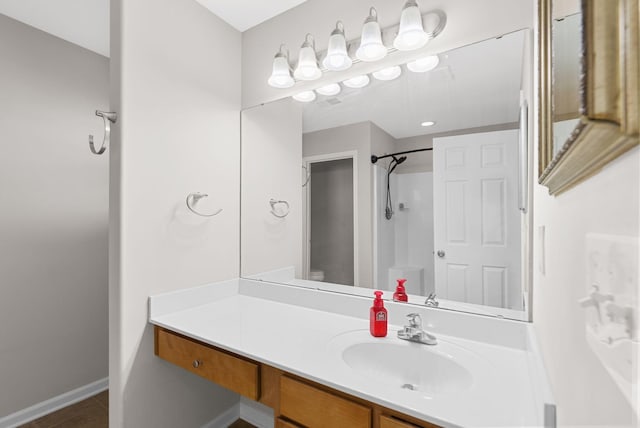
[238,397,274,428]
[0,377,108,428]
[200,403,240,428]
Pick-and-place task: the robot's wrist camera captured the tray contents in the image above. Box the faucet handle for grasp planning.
[406,313,422,328]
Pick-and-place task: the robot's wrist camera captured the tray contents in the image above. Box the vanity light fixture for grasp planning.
[316,83,342,96]
[407,54,439,72]
[267,45,295,88]
[323,21,353,71]
[393,0,435,51]
[372,65,402,81]
[292,90,317,102]
[421,121,436,127]
[294,34,322,81]
[343,74,370,89]
[356,7,387,62]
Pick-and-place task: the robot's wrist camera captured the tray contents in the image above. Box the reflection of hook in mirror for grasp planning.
[302,165,310,187]
[269,199,290,218]
[89,110,117,155]
[186,193,223,217]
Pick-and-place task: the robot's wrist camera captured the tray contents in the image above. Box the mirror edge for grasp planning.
[538,0,639,195]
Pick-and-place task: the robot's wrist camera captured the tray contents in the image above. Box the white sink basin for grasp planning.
[326,330,488,398]
[342,342,473,396]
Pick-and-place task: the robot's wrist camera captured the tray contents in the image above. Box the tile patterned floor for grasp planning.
[17,391,255,428]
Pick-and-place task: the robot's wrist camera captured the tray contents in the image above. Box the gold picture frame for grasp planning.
[539,0,639,195]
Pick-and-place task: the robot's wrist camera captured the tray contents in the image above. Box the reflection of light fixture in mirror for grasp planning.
[316,83,341,96]
[292,90,316,102]
[407,55,439,72]
[323,21,352,71]
[267,45,294,88]
[394,0,430,51]
[343,75,370,89]
[356,8,387,62]
[372,65,402,81]
[294,34,322,81]
[421,121,436,127]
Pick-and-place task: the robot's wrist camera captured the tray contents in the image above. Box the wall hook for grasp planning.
[302,165,311,187]
[269,199,290,218]
[89,110,117,155]
[186,193,223,217]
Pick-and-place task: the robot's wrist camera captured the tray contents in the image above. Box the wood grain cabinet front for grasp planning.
[280,376,372,428]
[380,414,422,428]
[154,327,259,400]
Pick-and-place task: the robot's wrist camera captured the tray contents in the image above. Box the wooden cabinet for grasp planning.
[154,327,259,400]
[280,376,371,428]
[154,326,440,428]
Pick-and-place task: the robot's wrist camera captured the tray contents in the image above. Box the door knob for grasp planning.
[436,250,445,258]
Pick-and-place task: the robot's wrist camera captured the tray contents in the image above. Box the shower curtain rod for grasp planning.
[370,147,433,164]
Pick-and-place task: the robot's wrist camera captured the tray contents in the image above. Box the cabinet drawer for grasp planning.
[380,415,419,428]
[275,417,302,428]
[155,327,259,400]
[280,376,371,428]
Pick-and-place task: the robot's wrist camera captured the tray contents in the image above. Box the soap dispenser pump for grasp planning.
[393,278,408,302]
[370,291,388,337]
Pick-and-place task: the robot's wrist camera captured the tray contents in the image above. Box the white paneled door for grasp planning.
[433,130,522,309]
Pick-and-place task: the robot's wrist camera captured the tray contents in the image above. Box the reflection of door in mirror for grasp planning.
[552,12,582,155]
[303,157,355,286]
[433,130,522,310]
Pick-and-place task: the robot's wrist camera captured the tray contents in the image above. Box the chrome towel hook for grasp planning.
[269,199,290,218]
[89,110,117,155]
[186,193,223,217]
[302,165,311,187]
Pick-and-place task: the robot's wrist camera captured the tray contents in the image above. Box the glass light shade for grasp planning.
[406,55,439,72]
[267,54,294,88]
[323,23,352,71]
[316,83,341,96]
[343,75,370,89]
[372,65,402,81]
[356,9,387,62]
[294,38,322,81]
[292,90,316,102]
[421,121,436,127]
[393,2,430,51]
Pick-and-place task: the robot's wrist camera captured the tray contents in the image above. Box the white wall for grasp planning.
[241,99,303,278]
[109,0,242,426]
[241,0,533,108]
[0,14,108,418]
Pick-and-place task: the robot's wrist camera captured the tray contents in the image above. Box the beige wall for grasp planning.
[0,14,109,418]
[109,0,242,426]
[241,0,533,108]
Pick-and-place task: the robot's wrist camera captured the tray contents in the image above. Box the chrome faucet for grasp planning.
[397,313,437,345]
[425,293,439,307]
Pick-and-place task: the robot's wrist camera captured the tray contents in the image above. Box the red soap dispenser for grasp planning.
[393,278,408,302]
[370,291,388,337]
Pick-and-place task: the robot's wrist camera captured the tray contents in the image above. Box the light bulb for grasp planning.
[294,34,322,81]
[343,75,370,89]
[316,83,341,96]
[406,55,439,72]
[323,22,352,71]
[372,66,402,81]
[267,48,294,89]
[421,121,436,127]
[356,8,387,62]
[393,0,430,51]
[292,90,316,102]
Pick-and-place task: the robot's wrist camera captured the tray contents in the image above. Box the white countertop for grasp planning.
[149,279,552,428]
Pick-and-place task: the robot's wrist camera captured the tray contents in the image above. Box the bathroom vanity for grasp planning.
[149,279,553,428]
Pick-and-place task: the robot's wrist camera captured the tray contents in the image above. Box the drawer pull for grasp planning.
[193,359,202,368]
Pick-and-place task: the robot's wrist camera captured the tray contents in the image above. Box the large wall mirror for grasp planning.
[241,29,532,321]
[539,0,639,194]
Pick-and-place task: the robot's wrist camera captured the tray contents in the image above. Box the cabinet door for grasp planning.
[276,417,302,428]
[380,415,419,428]
[280,376,371,428]
[155,327,259,400]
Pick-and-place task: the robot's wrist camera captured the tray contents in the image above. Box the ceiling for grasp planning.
[303,30,526,139]
[0,0,307,57]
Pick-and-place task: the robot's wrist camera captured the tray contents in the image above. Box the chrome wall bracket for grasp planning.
[89,110,117,155]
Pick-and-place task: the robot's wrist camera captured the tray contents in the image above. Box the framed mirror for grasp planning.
[241,29,533,321]
[539,0,639,195]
